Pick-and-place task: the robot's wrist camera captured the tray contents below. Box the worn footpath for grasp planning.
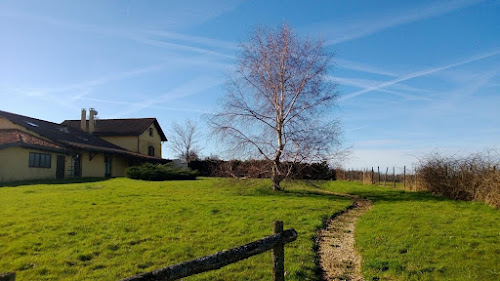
[317,197,372,281]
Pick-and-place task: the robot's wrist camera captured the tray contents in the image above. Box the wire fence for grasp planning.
[335,166,424,191]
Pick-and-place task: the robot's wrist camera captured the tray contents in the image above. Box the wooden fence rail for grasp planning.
[0,222,297,281]
[0,272,15,281]
[121,221,297,281]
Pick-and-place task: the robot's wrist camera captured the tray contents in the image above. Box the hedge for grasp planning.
[125,163,198,181]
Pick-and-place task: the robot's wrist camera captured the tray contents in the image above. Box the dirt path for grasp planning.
[317,198,372,281]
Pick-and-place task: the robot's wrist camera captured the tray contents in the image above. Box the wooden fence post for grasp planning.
[273,221,284,281]
[377,166,380,185]
[0,272,15,281]
[403,166,406,189]
[393,166,396,188]
[371,167,374,184]
[415,167,418,191]
[384,167,388,186]
[121,225,297,281]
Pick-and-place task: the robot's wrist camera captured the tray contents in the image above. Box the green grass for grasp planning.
[322,181,500,281]
[0,177,107,187]
[2,178,499,280]
[0,178,352,280]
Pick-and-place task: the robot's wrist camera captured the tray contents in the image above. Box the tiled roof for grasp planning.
[0,110,168,162]
[0,110,127,150]
[0,129,65,152]
[61,118,167,141]
[60,140,166,162]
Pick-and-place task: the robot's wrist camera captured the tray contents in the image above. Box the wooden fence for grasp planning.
[336,166,422,190]
[0,222,297,281]
[121,221,297,281]
[0,221,297,281]
[0,272,15,281]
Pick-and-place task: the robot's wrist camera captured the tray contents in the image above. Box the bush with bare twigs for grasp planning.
[417,152,500,208]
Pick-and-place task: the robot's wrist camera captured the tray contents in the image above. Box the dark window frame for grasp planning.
[149,127,153,137]
[104,155,112,177]
[29,152,52,168]
[148,146,155,156]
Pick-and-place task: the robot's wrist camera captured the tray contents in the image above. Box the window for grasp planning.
[104,155,112,177]
[29,152,51,168]
[72,153,81,177]
[148,146,155,156]
[149,128,153,137]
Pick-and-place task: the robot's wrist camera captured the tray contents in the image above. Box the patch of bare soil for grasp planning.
[317,198,372,281]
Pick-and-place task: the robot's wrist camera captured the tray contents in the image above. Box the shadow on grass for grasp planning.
[0,177,110,187]
[337,188,448,204]
[297,180,447,204]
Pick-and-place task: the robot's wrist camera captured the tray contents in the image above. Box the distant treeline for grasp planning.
[188,159,336,180]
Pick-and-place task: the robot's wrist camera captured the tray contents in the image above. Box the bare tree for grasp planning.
[169,120,201,162]
[209,23,342,191]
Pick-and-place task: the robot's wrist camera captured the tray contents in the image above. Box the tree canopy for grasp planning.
[210,23,342,190]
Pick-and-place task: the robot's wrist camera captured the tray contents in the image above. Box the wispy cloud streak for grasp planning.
[23,64,167,97]
[336,76,432,101]
[341,49,500,101]
[143,30,238,51]
[110,76,223,118]
[0,11,237,59]
[311,0,484,45]
[335,58,398,77]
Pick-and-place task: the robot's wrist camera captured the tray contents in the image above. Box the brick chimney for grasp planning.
[80,108,87,132]
[88,108,98,134]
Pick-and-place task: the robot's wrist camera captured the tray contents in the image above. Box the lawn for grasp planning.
[1,178,499,281]
[0,178,352,280]
[322,181,500,281]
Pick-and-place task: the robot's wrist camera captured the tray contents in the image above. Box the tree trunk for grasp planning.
[272,163,281,191]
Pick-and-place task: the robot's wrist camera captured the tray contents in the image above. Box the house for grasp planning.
[0,109,167,183]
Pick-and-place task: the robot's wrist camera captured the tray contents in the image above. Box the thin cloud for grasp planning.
[81,97,206,115]
[111,76,224,118]
[307,0,484,45]
[424,70,498,113]
[335,58,398,77]
[135,38,235,60]
[341,49,500,101]
[23,64,167,97]
[143,30,238,51]
[1,10,236,59]
[334,76,431,101]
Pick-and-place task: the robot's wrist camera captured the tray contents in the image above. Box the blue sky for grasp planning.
[1,0,499,170]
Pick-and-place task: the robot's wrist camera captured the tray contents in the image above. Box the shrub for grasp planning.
[417,152,500,208]
[188,159,335,179]
[125,163,198,181]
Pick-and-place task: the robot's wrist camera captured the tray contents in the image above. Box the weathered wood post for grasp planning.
[371,167,374,184]
[121,224,297,281]
[403,166,406,189]
[393,166,396,188]
[273,221,285,281]
[377,166,380,185]
[0,272,15,281]
[415,167,418,191]
[384,167,388,186]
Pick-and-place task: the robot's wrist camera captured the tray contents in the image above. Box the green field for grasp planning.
[1,178,499,280]
[0,178,351,280]
[323,181,500,281]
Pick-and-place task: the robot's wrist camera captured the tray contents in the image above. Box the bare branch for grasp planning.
[169,120,201,162]
[208,23,342,190]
